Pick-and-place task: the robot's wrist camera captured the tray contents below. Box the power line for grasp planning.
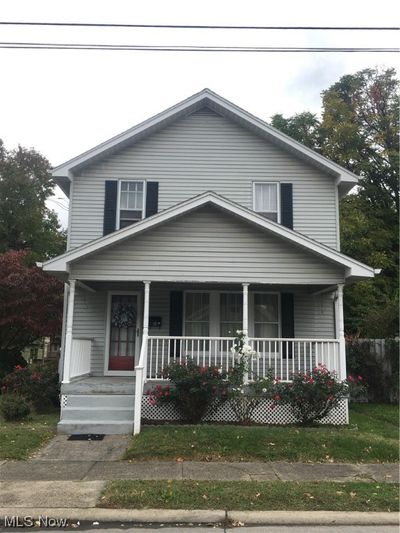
[0,21,398,31]
[0,42,398,52]
[48,199,69,211]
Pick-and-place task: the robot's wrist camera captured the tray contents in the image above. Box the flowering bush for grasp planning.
[147,359,228,423]
[226,331,273,424]
[1,363,59,411]
[228,371,275,424]
[273,364,366,426]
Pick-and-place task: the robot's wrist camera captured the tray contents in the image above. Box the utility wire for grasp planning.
[0,42,398,52]
[0,21,398,30]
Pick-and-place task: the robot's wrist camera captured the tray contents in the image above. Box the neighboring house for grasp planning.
[42,89,376,434]
[21,337,60,365]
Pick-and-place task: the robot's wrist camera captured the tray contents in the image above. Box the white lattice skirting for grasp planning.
[141,398,349,425]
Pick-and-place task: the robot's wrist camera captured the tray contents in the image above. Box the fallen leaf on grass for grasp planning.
[231,520,245,527]
[268,442,276,446]
[303,492,315,499]
[336,491,344,495]
[350,491,357,499]
[202,494,208,500]
[176,457,184,462]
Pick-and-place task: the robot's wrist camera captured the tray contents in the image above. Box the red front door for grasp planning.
[108,294,138,371]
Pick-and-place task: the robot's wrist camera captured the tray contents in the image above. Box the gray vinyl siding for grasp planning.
[72,289,107,376]
[71,206,344,285]
[69,108,339,250]
[72,285,335,376]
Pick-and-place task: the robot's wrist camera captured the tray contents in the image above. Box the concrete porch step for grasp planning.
[63,394,134,408]
[61,407,134,421]
[62,377,135,395]
[57,420,134,435]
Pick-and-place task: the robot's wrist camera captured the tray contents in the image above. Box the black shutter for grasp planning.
[281,293,295,359]
[103,181,118,235]
[280,183,293,229]
[146,182,159,218]
[169,291,183,357]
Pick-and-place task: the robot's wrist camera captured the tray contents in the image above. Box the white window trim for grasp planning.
[116,179,147,230]
[252,181,281,223]
[182,289,281,339]
[104,290,142,376]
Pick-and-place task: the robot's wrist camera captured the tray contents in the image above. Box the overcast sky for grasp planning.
[1,0,398,227]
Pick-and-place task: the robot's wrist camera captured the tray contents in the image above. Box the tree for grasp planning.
[270,112,323,151]
[0,250,63,376]
[0,140,66,262]
[270,68,399,337]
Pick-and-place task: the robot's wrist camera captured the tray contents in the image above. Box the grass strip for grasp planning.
[100,480,399,512]
[0,412,58,460]
[124,404,399,463]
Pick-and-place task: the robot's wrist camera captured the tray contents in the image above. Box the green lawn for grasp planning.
[100,480,399,512]
[0,411,58,460]
[125,404,399,463]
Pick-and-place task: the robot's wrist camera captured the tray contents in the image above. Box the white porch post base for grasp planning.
[62,280,76,384]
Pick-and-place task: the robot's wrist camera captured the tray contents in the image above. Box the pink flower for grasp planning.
[273,394,281,401]
[148,397,156,406]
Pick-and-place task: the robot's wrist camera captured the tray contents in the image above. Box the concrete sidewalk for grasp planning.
[0,458,398,482]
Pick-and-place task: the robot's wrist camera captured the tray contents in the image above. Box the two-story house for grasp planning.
[42,89,376,434]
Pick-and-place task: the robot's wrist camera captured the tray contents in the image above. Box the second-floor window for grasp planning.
[253,182,279,222]
[117,181,145,229]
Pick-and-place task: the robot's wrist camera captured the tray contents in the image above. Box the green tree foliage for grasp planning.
[270,68,399,337]
[0,140,66,261]
[271,111,323,151]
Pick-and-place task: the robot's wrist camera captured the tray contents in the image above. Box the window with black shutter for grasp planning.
[103,180,159,235]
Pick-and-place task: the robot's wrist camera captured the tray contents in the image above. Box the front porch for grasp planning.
[59,279,346,434]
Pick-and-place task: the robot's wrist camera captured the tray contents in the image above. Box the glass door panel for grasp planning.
[108,294,137,371]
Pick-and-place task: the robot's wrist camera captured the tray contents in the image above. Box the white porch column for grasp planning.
[134,281,151,435]
[335,283,346,380]
[142,281,151,377]
[242,283,250,385]
[242,283,250,336]
[143,281,151,337]
[62,279,76,384]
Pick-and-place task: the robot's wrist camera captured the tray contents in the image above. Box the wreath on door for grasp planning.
[111,301,136,329]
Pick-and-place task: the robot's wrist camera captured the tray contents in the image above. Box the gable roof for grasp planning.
[53,88,358,198]
[42,191,375,282]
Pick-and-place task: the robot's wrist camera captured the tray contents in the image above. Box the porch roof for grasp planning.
[42,192,375,283]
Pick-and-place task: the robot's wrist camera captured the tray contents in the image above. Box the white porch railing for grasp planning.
[145,336,341,381]
[69,338,92,379]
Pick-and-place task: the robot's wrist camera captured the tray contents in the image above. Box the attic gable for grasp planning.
[53,88,358,198]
